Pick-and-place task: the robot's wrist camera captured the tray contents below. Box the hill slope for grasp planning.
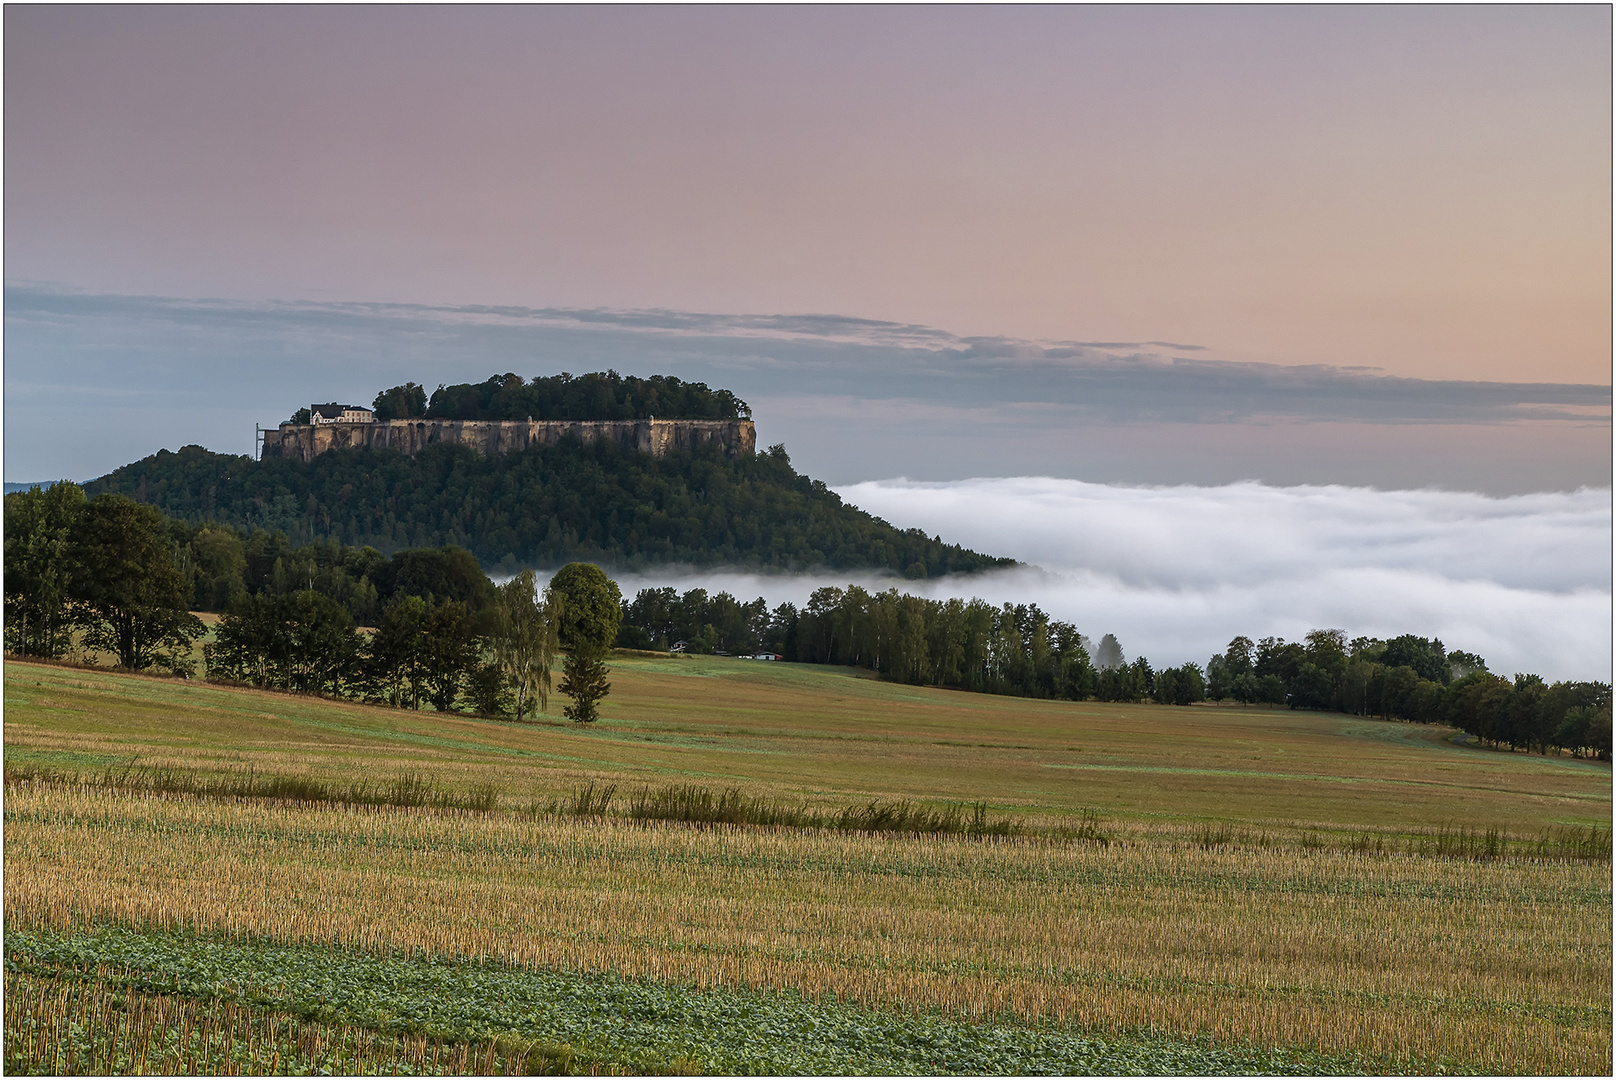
[85,440,1013,577]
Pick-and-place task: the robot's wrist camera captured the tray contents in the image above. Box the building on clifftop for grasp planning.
[311,403,376,425]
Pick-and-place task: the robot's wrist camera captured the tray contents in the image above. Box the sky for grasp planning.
[3,7,1610,674]
[5,5,1610,490]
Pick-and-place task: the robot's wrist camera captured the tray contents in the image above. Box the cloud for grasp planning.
[831,478,1613,682]
[4,284,1609,491]
[590,479,1612,684]
[8,284,1608,420]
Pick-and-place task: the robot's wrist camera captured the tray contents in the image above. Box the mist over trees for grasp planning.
[7,481,1607,761]
[616,584,1611,760]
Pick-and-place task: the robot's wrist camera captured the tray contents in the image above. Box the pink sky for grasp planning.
[7,5,1610,385]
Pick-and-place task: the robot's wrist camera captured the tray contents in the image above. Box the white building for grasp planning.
[311,403,376,424]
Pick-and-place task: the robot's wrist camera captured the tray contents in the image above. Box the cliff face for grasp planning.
[261,418,756,463]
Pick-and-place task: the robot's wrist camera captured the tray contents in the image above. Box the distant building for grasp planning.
[669,641,689,654]
[752,652,783,661]
[311,403,375,425]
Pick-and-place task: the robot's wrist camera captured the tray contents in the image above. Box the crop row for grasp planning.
[4,968,591,1076]
[10,763,1609,863]
[6,925,1361,1076]
[6,784,1609,1073]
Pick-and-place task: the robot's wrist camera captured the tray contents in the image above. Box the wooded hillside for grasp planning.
[85,440,1013,578]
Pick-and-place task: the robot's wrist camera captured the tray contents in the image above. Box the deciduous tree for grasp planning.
[4,482,87,658]
[70,494,203,672]
[490,570,561,720]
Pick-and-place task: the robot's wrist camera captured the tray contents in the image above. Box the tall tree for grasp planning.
[549,562,623,652]
[205,589,361,695]
[70,494,203,671]
[4,482,87,658]
[549,562,623,723]
[559,645,611,723]
[491,570,561,721]
[368,595,431,709]
[372,382,428,419]
[420,599,479,712]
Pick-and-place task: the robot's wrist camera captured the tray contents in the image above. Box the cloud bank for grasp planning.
[5,285,1609,493]
[610,479,1612,683]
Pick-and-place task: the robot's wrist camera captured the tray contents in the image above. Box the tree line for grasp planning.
[85,439,1013,580]
[365,371,751,422]
[4,483,623,723]
[9,481,1606,760]
[617,584,1612,760]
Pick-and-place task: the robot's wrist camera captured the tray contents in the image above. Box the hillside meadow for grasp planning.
[5,656,1612,1074]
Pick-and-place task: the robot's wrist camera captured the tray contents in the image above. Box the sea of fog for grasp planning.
[595,478,1610,684]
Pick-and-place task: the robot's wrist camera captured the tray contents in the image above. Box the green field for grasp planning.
[5,656,1611,1074]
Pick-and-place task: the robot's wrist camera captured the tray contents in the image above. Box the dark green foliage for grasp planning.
[207,585,483,710]
[620,586,768,654]
[559,644,610,723]
[466,659,514,718]
[623,586,1096,700]
[5,763,504,813]
[366,595,433,710]
[382,546,499,618]
[3,482,87,658]
[549,562,620,721]
[1380,634,1450,684]
[422,370,749,421]
[372,382,428,419]
[83,441,1014,578]
[419,600,480,712]
[1199,632,1611,760]
[547,562,622,652]
[618,783,1021,837]
[1154,663,1207,706]
[70,494,204,673]
[1096,657,1154,703]
[205,590,363,695]
[7,926,1368,1077]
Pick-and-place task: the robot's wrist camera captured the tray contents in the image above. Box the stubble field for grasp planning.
[4,656,1611,1074]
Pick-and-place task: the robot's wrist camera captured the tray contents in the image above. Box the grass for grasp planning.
[6,782,1609,1074]
[562,781,1023,837]
[4,968,592,1076]
[4,761,506,814]
[4,657,1612,1073]
[6,925,1360,1076]
[4,657,1608,840]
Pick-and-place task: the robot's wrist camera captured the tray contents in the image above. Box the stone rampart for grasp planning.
[260,418,755,463]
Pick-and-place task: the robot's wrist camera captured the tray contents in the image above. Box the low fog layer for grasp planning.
[607,479,1612,683]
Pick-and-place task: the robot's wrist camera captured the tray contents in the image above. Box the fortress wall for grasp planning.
[261,418,755,463]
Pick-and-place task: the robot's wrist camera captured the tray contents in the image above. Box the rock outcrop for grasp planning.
[260,418,755,463]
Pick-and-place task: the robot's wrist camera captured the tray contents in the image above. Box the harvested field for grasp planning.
[4,659,1610,1073]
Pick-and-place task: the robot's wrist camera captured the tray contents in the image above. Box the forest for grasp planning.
[83,439,1011,579]
[3,482,532,717]
[7,482,1607,760]
[617,584,1613,760]
[361,372,751,422]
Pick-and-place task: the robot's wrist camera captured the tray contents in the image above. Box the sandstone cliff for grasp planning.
[260,418,756,463]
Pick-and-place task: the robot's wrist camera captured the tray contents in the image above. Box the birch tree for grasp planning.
[492,570,560,721]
